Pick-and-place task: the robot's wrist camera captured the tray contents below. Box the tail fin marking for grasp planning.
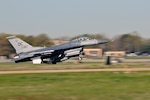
[7,36,33,54]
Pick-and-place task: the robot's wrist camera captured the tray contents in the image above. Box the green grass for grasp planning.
[0,61,150,99]
[0,72,150,100]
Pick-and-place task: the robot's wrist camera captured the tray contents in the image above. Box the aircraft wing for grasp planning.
[13,49,55,63]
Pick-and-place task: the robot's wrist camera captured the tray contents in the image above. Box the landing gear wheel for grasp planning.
[79,57,82,61]
[78,56,82,63]
[52,61,56,64]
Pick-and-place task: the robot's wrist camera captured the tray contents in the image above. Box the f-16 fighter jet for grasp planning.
[7,36,108,64]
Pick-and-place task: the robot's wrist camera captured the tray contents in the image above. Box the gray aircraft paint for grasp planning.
[7,36,108,64]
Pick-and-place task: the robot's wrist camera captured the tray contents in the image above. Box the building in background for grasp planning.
[52,39,69,45]
[104,51,125,56]
[84,48,103,57]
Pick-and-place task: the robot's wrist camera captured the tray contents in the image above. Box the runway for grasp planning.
[0,68,150,74]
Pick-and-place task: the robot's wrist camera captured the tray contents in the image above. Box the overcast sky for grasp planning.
[0,0,150,38]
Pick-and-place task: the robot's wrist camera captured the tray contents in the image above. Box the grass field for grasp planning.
[0,72,150,100]
[0,62,150,100]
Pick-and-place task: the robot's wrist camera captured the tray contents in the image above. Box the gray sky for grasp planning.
[0,0,150,38]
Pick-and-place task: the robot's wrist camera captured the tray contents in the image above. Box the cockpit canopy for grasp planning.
[71,36,92,42]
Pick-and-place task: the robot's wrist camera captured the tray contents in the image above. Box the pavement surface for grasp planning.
[1,58,150,63]
[0,68,150,74]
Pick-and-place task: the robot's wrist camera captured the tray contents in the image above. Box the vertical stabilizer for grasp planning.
[7,36,33,54]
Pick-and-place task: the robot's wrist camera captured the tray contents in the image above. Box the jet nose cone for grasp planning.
[97,40,108,44]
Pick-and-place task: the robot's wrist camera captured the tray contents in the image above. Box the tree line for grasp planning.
[0,32,150,57]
